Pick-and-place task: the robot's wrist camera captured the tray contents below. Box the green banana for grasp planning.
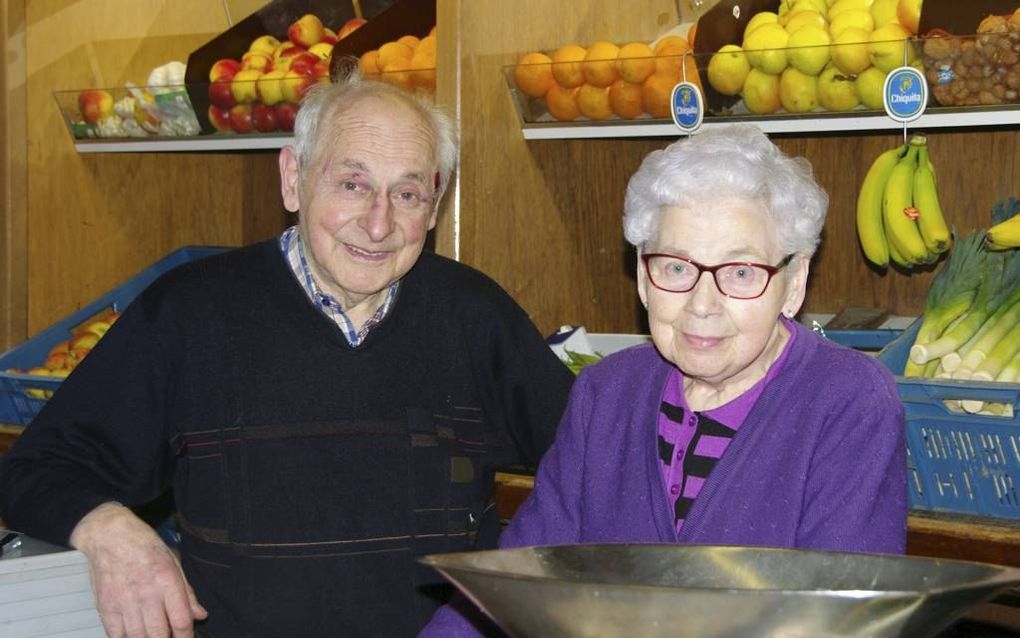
[856,144,905,268]
[987,213,1020,250]
[913,144,951,254]
[883,142,928,264]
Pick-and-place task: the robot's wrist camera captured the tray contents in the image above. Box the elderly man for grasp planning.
[0,77,573,637]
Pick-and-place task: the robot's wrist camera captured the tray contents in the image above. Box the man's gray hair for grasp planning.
[292,74,457,200]
[623,124,828,257]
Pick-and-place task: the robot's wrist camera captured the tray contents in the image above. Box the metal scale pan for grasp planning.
[422,544,1020,637]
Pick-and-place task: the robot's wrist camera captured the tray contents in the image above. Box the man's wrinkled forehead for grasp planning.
[309,95,437,169]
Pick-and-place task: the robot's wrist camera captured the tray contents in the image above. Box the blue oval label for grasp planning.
[671,82,704,132]
[882,66,928,123]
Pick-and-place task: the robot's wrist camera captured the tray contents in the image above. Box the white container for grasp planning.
[0,531,103,637]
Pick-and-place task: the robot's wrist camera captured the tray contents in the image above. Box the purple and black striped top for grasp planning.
[657,325,797,533]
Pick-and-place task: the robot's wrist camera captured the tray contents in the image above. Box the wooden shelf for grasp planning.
[69,105,1019,151]
[520,105,1020,140]
[73,133,294,153]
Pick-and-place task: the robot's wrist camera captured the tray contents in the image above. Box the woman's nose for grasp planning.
[686,270,723,315]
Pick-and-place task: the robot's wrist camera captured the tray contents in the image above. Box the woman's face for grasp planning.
[637,198,808,392]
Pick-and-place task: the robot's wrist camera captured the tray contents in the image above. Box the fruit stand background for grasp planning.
[0,0,1018,348]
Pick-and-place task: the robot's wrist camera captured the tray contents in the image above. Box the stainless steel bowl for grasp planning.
[421,544,1020,637]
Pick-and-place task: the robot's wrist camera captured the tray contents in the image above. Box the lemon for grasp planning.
[783,10,827,33]
[708,45,752,95]
[870,22,916,73]
[829,8,875,39]
[742,68,782,113]
[788,24,831,75]
[827,0,873,19]
[870,0,899,27]
[855,65,887,109]
[817,65,860,110]
[789,0,829,16]
[744,23,790,74]
[779,67,819,112]
[831,27,872,74]
[744,11,779,40]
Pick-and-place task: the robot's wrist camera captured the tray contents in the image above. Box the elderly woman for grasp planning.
[421,125,906,636]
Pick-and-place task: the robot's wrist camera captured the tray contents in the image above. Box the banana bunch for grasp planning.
[856,134,952,270]
[986,211,1020,250]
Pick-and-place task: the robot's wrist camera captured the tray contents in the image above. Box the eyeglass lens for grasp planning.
[648,256,774,298]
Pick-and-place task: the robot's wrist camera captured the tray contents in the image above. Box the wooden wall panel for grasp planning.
[24,2,252,335]
[444,0,1020,336]
[2,0,28,352]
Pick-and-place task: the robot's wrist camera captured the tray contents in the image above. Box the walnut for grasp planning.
[923,36,956,61]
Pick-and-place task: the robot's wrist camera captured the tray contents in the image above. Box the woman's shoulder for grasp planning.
[791,324,900,398]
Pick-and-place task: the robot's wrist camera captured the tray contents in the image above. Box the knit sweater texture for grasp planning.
[422,322,907,636]
[0,240,574,637]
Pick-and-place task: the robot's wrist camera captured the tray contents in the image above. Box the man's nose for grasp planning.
[359,193,395,241]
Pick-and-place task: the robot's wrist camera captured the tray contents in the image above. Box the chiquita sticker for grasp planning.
[883,66,928,123]
[671,82,704,133]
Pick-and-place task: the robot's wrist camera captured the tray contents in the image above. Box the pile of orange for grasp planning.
[513,30,701,122]
[358,26,437,91]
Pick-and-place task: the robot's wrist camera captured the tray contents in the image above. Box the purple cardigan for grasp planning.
[421,323,907,636]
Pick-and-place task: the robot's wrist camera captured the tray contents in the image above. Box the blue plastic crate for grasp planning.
[0,246,229,426]
[877,320,1020,520]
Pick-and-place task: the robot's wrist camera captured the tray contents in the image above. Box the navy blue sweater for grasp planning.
[0,240,573,636]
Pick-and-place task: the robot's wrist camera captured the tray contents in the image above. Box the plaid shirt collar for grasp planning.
[279,226,398,347]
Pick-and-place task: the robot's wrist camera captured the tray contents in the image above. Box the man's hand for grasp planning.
[70,502,208,637]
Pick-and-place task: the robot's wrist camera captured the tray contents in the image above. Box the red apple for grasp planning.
[313,59,331,84]
[228,104,254,134]
[308,42,334,62]
[288,13,326,48]
[288,52,319,77]
[252,103,278,133]
[256,69,287,106]
[231,68,262,103]
[337,18,367,40]
[248,34,281,57]
[78,89,114,124]
[242,51,273,72]
[274,102,299,132]
[274,42,304,61]
[281,70,315,103]
[207,105,232,132]
[208,58,242,83]
[208,80,237,109]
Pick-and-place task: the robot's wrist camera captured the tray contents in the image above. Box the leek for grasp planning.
[953,296,1020,378]
[904,229,986,375]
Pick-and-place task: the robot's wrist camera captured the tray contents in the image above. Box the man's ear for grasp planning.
[279,146,301,213]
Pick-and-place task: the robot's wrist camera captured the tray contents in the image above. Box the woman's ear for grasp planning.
[279,146,301,213]
[636,252,650,309]
[783,254,810,317]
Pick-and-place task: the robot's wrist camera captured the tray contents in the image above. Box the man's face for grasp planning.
[279,96,439,312]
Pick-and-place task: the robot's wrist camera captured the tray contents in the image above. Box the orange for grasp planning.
[359,50,380,76]
[609,79,644,119]
[577,83,613,120]
[514,52,555,98]
[583,41,620,87]
[377,41,414,72]
[616,42,655,84]
[381,56,413,90]
[688,23,698,47]
[642,72,676,118]
[428,25,437,38]
[653,35,691,56]
[398,35,421,50]
[551,44,587,88]
[410,36,437,90]
[545,84,581,121]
